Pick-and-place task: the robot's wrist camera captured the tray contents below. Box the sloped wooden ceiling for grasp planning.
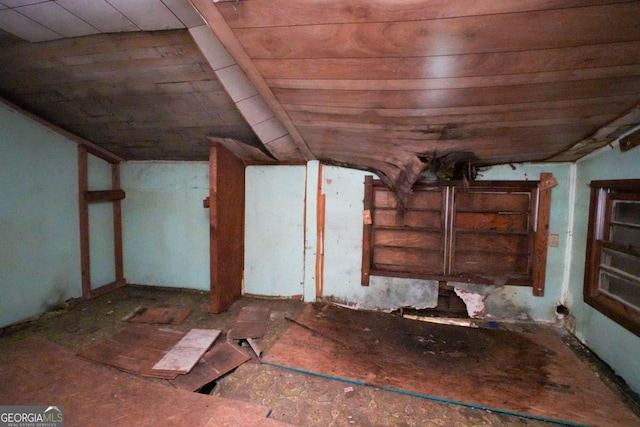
[193,0,640,200]
[0,28,265,161]
[0,0,640,201]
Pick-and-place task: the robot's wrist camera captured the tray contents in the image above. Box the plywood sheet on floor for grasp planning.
[263,304,639,427]
[0,336,290,427]
[170,341,251,392]
[124,306,191,324]
[77,323,185,379]
[228,306,270,339]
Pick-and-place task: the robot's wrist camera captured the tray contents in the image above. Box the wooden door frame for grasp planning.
[77,146,126,299]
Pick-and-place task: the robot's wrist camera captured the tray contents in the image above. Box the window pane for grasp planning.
[601,248,640,278]
[599,271,640,311]
[610,201,640,247]
[610,224,640,248]
[612,200,640,225]
[585,180,640,337]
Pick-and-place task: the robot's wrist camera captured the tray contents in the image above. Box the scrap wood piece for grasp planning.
[152,329,221,374]
[246,338,263,360]
[228,306,270,339]
[1,336,290,426]
[169,341,251,392]
[78,324,185,379]
[123,306,191,325]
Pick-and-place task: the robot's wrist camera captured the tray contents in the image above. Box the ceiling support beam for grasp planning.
[188,0,314,162]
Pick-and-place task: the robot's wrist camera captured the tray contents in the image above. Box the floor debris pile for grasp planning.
[0,336,288,426]
[1,287,638,426]
[80,305,267,391]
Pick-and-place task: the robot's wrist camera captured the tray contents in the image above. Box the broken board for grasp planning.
[263,304,639,427]
[0,336,289,426]
[152,328,221,374]
[228,306,270,339]
[78,324,185,379]
[169,341,251,391]
[123,306,191,325]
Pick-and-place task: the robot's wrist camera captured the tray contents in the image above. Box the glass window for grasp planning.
[584,181,640,337]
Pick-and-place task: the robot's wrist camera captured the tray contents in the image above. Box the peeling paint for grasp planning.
[454,288,486,318]
[323,277,438,312]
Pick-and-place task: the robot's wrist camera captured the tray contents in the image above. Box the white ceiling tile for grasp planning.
[0,8,61,41]
[57,0,139,33]
[106,0,184,31]
[189,25,235,71]
[253,117,288,144]
[215,64,258,103]
[17,2,99,37]
[264,134,299,160]
[162,0,203,27]
[237,95,274,127]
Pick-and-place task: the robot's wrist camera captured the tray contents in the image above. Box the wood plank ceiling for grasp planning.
[1,0,640,201]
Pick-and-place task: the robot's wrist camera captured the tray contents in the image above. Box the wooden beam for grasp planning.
[533,172,554,297]
[316,164,325,299]
[78,156,125,300]
[84,189,126,202]
[78,146,91,300]
[361,175,374,286]
[112,163,125,287]
[188,0,315,161]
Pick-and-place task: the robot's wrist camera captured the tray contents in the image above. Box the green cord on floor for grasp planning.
[261,361,590,427]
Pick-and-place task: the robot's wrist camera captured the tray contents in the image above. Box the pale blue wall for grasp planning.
[88,154,116,288]
[0,102,82,327]
[321,166,439,311]
[469,163,573,321]
[568,139,640,393]
[120,161,210,290]
[318,163,572,317]
[244,165,306,297]
[244,162,570,315]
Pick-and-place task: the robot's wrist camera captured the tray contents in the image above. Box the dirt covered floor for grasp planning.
[1,285,638,426]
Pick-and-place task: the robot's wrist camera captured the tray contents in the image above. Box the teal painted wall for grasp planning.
[470,163,573,321]
[0,103,81,327]
[321,166,439,311]
[87,154,116,289]
[120,161,210,290]
[244,165,306,297]
[568,139,640,393]
[318,163,573,317]
[242,162,571,316]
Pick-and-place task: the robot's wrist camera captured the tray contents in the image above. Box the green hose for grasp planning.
[261,361,591,427]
